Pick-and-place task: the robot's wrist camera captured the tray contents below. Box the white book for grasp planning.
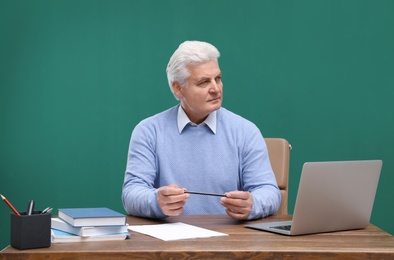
[51,218,128,237]
[51,229,130,243]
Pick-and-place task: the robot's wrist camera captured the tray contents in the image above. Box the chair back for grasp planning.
[265,138,291,215]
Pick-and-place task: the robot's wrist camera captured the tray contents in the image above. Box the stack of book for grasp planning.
[51,207,130,243]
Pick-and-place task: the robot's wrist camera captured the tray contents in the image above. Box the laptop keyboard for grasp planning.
[271,225,292,231]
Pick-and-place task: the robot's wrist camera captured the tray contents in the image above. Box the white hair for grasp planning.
[166,41,221,100]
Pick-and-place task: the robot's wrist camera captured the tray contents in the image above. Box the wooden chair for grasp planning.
[264,138,291,215]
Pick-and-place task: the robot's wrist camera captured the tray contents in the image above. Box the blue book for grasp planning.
[58,207,126,227]
[51,229,130,243]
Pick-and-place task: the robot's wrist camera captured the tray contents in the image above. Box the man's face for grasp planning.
[172,60,223,124]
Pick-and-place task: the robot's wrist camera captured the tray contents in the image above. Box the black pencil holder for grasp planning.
[10,211,51,250]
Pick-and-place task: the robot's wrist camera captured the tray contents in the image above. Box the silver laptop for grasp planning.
[245,160,382,236]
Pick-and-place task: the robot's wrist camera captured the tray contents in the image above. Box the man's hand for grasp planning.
[220,191,253,220]
[157,184,190,216]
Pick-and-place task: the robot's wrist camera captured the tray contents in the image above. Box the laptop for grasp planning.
[245,160,382,236]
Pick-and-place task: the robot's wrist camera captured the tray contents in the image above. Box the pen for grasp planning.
[27,200,35,215]
[41,207,53,214]
[41,206,50,214]
[1,194,21,216]
[185,191,226,197]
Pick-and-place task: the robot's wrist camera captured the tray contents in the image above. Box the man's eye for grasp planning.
[197,80,209,86]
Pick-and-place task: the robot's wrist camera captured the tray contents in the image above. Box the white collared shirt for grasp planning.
[177,105,217,134]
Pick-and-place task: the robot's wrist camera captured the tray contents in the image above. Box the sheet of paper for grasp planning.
[128,222,228,241]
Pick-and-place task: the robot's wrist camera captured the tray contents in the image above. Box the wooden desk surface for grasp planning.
[1,214,393,260]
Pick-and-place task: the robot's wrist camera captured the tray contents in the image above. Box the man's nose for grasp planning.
[209,81,220,92]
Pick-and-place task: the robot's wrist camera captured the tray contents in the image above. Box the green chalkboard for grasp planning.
[1,0,393,249]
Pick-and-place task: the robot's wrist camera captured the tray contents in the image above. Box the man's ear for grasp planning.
[172,82,183,99]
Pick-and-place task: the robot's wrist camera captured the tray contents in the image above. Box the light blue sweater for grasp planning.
[122,105,280,219]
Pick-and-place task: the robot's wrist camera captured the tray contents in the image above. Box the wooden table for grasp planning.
[1,214,393,259]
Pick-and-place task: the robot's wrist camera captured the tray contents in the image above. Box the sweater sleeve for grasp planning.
[121,120,166,218]
[239,124,281,220]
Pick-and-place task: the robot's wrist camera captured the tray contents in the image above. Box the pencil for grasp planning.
[1,194,21,216]
[185,191,226,197]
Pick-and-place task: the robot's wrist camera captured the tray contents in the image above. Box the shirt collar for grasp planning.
[177,105,217,134]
